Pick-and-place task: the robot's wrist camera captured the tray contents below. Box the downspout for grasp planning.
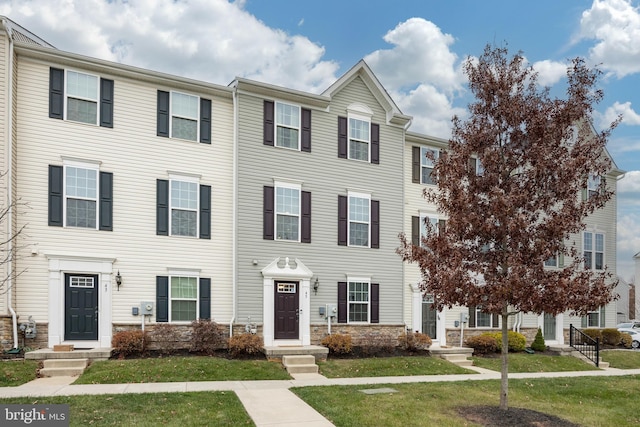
[2,19,19,350]
[229,84,238,338]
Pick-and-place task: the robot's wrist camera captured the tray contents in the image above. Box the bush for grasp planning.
[486,331,526,352]
[601,328,621,346]
[112,330,146,358]
[148,323,182,355]
[190,319,226,355]
[620,332,633,348]
[321,333,352,355]
[582,328,602,342]
[531,328,546,352]
[227,333,263,358]
[397,331,432,351]
[465,334,497,355]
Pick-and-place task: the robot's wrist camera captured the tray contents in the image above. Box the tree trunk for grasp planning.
[500,311,509,410]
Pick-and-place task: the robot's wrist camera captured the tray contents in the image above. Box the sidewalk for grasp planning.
[2,366,640,426]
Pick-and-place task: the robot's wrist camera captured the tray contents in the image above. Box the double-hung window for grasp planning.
[276,102,300,149]
[275,183,301,241]
[583,231,604,270]
[65,165,98,228]
[338,106,379,163]
[156,175,211,239]
[411,213,444,247]
[349,117,370,161]
[587,174,601,199]
[468,305,498,328]
[170,178,199,237]
[157,90,211,143]
[348,280,370,322]
[544,256,558,267]
[421,147,439,185]
[170,276,198,322]
[349,193,370,247]
[156,274,211,323]
[49,68,114,127]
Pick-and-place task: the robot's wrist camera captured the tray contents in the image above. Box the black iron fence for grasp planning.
[569,324,599,367]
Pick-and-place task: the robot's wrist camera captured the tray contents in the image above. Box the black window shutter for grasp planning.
[48,165,64,227]
[412,216,420,246]
[199,278,211,320]
[200,98,212,144]
[199,185,211,239]
[371,200,379,249]
[338,116,348,158]
[338,195,347,246]
[301,108,311,152]
[156,276,169,322]
[156,179,169,235]
[371,283,379,323]
[438,219,446,234]
[99,78,114,128]
[338,282,347,323]
[468,157,477,176]
[99,171,113,231]
[468,306,476,328]
[49,68,64,120]
[263,186,274,240]
[412,146,420,183]
[492,313,499,328]
[157,90,170,137]
[264,100,274,146]
[301,191,311,243]
[371,123,379,164]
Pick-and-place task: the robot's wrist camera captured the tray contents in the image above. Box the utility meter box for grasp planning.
[140,302,154,315]
[326,304,338,318]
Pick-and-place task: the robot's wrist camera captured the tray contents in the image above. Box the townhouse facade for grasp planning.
[0,17,624,352]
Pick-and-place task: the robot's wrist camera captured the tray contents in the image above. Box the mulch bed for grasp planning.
[457,406,580,426]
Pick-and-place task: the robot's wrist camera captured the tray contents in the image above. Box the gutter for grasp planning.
[1,18,19,350]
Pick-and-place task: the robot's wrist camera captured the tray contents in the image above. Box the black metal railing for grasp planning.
[569,324,599,367]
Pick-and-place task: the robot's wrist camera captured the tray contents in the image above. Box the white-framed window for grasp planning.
[348,279,370,323]
[170,175,199,237]
[348,192,370,247]
[585,310,601,327]
[348,116,371,161]
[419,213,445,248]
[171,91,200,141]
[587,174,601,199]
[544,256,558,267]
[64,160,99,229]
[275,182,301,241]
[583,231,604,271]
[475,306,493,328]
[170,275,199,322]
[472,156,484,176]
[65,70,99,125]
[421,147,439,185]
[275,102,300,149]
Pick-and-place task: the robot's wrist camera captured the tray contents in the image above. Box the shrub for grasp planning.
[397,331,432,351]
[321,333,352,355]
[112,330,146,359]
[190,319,226,355]
[465,334,497,355]
[227,333,263,358]
[531,328,546,352]
[582,328,602,342]
[486,331,526,352]
[148,323,182,355]
[601,328,621,346]
[620,332,633,348]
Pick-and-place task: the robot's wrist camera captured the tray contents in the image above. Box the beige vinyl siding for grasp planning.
[0,32,7,315]
[13,57,234,324]
[236,75,406,325]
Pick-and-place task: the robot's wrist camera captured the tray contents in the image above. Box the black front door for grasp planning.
[274,281,299,340]
[422,299,437,339]
[65,273,99,340]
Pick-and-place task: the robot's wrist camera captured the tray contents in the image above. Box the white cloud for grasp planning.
[579,0,640,78]
[618,170,640,193]
[531,59,567,87]
[0,0,339,92]
[364,17,466,137]
[600,102,640,128]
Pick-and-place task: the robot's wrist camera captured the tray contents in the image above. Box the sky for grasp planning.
[1,0,639,281]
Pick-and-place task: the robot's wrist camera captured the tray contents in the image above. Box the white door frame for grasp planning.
[537,313,564,345]
[410,283,446,347]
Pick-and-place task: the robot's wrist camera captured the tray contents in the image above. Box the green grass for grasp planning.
[0,360,39,386]
[471,353,598,372]
[74,356,290,384]
[601,350,640,369]
[0,392,254,426]
[318,356,474,378]
[293,375,640,426]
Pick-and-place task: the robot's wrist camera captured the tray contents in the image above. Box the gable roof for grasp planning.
[1,16,56,48]
[322,59,412,128]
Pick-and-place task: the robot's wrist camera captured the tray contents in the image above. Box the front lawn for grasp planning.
[600,349,640,369]
[75,356,290,384]
[0,360,39,387]
[471,353,598,372]
[318,356,473,378]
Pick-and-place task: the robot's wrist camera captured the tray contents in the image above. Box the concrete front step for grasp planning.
[431,347,474,367]
[282,355,319,374]
[26,348,111,361]
[263,345,328,362]
[40,359,88,378]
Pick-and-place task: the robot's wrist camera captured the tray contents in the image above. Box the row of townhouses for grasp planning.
[0,17,624,353]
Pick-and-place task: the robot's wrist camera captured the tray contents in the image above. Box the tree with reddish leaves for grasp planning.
[398,45,620,410]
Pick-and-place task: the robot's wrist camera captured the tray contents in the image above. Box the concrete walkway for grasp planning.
[2,366,640,426]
